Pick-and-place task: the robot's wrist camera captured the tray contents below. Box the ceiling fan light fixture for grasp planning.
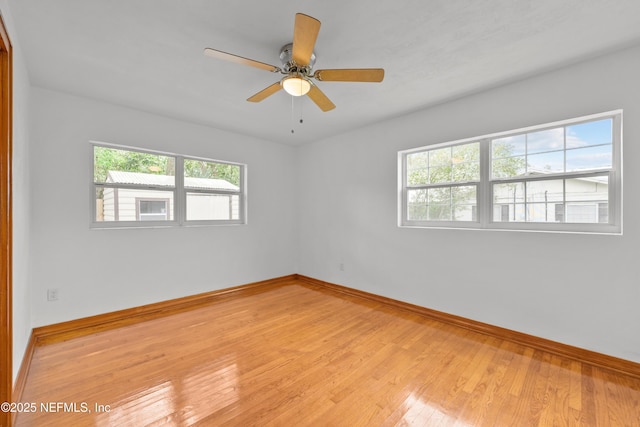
[282,75,311,96]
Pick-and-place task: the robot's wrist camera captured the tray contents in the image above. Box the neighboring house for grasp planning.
[100,171,240,222]
[492,173,609,223]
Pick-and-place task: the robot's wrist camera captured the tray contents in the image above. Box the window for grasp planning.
[399,111,622,234]
[137,199,169,221]
[92,143,246,227]
[406,141,480,222]
[184,158,242,221]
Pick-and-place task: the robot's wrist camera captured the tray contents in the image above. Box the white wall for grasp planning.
[0,0,33,382]
[21,32,640,370]
[297,44,640,362]
[29,88,297,326]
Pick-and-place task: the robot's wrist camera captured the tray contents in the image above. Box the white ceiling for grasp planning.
[10,0,640,145]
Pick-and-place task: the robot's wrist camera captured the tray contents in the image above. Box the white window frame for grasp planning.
[136,198,170,221]
[91,142,247,228]
[181,154,245,226]
[398,110,622,234]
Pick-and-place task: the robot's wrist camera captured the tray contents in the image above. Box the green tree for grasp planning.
[184,159,240,186]
[94,147,240,187]
[406,141,525,221]
[94,146,174,182]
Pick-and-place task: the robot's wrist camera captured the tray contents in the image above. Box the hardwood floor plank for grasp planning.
[14,281,640,426]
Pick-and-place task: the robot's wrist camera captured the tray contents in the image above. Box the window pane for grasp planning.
[566,176,608,202]
[526,180,563,203]
[453,205,476,221]
[407,189,427,220]
[407,186,475,222]
[139,200,169,221]
[526,203,558,222]
[184,159,240,190]
[493,182,525,222]
[407,152,429,186]
[493,203,525,222]
[94,146,175,185]
[493,182,525,204]
[492,156,526,178]
[565,203,598,223]
[451,142,480,181]
[566,119,612,148]
[429,147,451,166]
[496,205,509,221]
[452,142,480,163]
[95,188,174,222]
[429,165,451,184]
[452,162,479,181]
[451,185,476,205]
[407,188,452,221]
[139,200,166,214]
[186,193,240,221]
[527,151,564,174]
[408,143,480,186]
[428,187,450,204]
[492,135,526,158]
[452,186,477,221]
[566,145,612,172]
[428,204,451,221]
[598,203,609,224]
[526,128,564,154]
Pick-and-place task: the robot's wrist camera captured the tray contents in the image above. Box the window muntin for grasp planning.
[407,185,477,222]
[97,188,175,222]
[491,176,609,223]
[405,141,480,223]
[92,143,246,227]
[407,142,480,186]
[490,119,612,179]
[400,111,621,234]
[183,159,242,222]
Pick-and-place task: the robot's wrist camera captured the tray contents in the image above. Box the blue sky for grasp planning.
[492,118,612,174]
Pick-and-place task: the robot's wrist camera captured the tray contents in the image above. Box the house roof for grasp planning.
[525,169,609,185]
[106,171,239,191]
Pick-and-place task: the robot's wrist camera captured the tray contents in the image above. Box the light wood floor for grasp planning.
[15,281,640,426]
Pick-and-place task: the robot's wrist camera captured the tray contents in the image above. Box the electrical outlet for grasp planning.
[339,263,345,271]
[47,288,59,301]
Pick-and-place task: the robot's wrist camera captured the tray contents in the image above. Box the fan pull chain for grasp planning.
[299,96,304,124]
[290,94,305,135]
[291,96,295,134]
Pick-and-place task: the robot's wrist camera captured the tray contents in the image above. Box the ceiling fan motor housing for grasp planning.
[280,43,316,75]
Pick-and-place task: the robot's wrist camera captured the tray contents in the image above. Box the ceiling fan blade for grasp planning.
[247,82,282,102]
[292,13,321,65]
[307,84,336,112]
[204,48,280,72]
[314,68,385,82]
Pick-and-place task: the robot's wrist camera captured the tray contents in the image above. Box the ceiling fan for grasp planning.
[204,13,384,112]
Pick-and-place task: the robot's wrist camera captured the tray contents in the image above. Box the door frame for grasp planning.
[0,10,13,427]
